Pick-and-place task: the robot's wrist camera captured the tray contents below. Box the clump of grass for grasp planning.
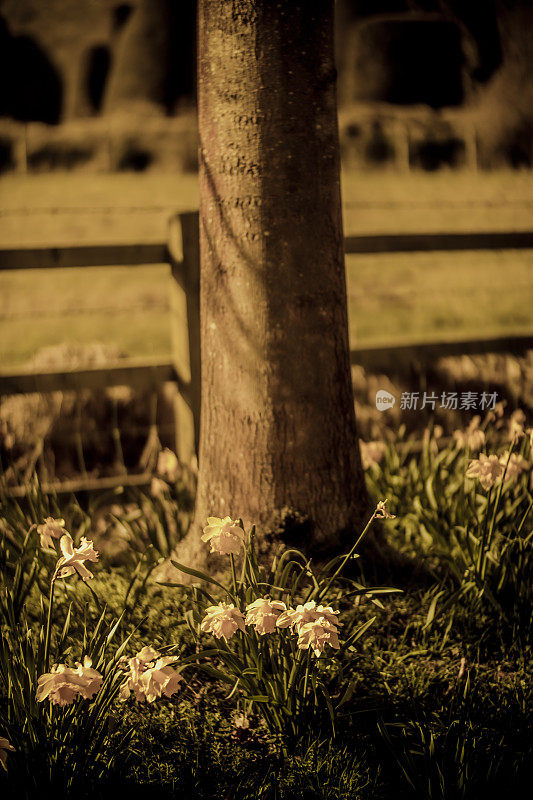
[365,412,533,654]
[1,407,532,798]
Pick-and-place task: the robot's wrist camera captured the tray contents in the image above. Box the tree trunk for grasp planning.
[467,0,533,167]
[104,0,171,116]
[183,0,371,564]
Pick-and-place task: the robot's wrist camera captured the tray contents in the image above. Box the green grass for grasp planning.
[346,248,533,346]
[1,251,531,369]
[0,265,171,367]
[0,169,532,368]
[1,418,532,798]
[340,169,533,234]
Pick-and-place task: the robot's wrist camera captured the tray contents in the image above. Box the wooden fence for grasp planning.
[1,213,533,469]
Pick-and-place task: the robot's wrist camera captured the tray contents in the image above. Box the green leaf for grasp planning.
[339,616,376,654]
[158,581,216,605]
[337,679,357,708]
[425,476,438,511]
[423,590,445,630]
[170,560,234,599]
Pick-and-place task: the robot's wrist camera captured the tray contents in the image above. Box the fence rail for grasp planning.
[0,243,169,271]
[2,231,532,272]
[344,230,533,254]
[1,212,533,468]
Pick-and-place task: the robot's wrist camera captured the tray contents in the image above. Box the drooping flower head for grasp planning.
[119,646,182,703]
[500,453,530,480]
[453,416,486,451]
[0,736,15,771]
[36,659,103,707]
[37,517,69,549]
[508,409,526,441]
[359,440,386,470]
[200,602,245,640]
[36,665,78,706]
[73,656,104,699]
[466,453,505,491]
[245,598,287,635]
[375,500,396,519]
[296,617,341,657]
[201,516,245,555]
[133,645,160,665]
[276,601,340,633]
[56,536,99,580]
[157,448,181,482]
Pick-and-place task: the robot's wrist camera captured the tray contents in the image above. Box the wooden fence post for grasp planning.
[464,119,478,171]
[167,211,201,466]
[394,119,410,172]
[14,124,28,174]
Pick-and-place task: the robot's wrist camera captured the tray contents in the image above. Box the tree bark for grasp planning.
[183,0,371,564]
[104,0,171,116]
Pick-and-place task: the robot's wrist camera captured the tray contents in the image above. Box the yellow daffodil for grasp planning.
[56,536,99,580]
[37,517,70,549]
[245,598,287,635]
[0,736,15,771]
[200,602,245,640]
[201,516,245,555]
[296,617,340,657]
[466,454,505,491]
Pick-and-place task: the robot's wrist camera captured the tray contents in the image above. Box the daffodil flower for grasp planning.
[37,517,70,549]
[500,453,530,480]
[359,440,386,470]
[200,602,245,640]
[508,409,526,441]
[201,516,245,555]
[0,736,15,771]
[453,416,486,450]
[375,500,396,519]
[56,536,99,580]
[276,601,340,633]
[157,448,181,482]
[466,454,505,491]
[296,617,341,657]
[36,659,103,706]
[119,646,182,703]
[245,598,287,634]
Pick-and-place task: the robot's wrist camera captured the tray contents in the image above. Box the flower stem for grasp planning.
[487,441,515,551]
[44,571,57,673]
[230,553,238,596]
[315,511,377,602]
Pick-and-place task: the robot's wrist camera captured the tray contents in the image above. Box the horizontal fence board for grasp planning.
[4,472,152,499]
[2,230,532,271]
[0,357,191,397]
[0,243,171,270]
[350,333,533,369]
[344,231,533,254]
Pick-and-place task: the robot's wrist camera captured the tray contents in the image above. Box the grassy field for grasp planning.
[0,169,532,368]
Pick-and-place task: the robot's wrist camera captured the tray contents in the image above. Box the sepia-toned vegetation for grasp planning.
[1,408,531,798]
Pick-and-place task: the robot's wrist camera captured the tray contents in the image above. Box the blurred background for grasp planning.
[0,0,532,486]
